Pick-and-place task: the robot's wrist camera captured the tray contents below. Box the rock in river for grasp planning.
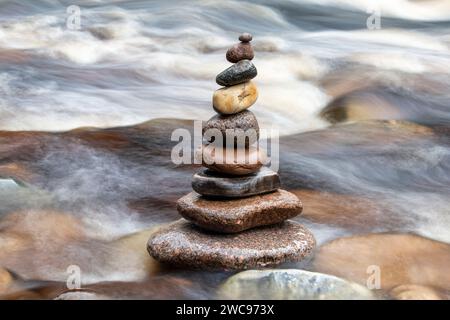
[213,81,258,115]
[216,60,257,87]
[147,219,315,270]
[192,167,280,198]
[177,189,300,233]
[203,110,259,148]
[313,233,450,291]
[217,269,374,300]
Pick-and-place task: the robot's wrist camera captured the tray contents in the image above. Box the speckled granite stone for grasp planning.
[147,219,315,270]
[177,189,301,233]
[203,110,259,148]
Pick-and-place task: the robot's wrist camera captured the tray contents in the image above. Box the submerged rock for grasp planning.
[313,233,450,291]
[0,268,13,294]
[176,189,301,233]
[389,284,448,300]
[217,269,375,300]
[147,219,315,270]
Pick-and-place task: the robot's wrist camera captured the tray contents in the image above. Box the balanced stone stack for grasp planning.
[147,33,316,270]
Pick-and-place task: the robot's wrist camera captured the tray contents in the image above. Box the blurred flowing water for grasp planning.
[0,0,450,299]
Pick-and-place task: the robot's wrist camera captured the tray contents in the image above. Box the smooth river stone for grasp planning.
[195,145,266,175]
[217,269,374,300]
[147,219,315,270]
[216,60,257,87]
[203,110,259,148]
[192,167,280,198]
[177,189,302,233]
[213,81,258,115]
[239,33,252,42]
[226,42,254,63]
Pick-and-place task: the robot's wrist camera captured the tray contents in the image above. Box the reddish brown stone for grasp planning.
[147,219,315,270]
[226,43,254,63]
[177,189,301,233]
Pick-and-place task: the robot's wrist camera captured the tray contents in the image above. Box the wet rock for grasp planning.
[0,49,29,64]
[88,26,115,40]
[239,33,252,42]
[195,145,266,175]
[213,81,258,115]
[226,42,254,63]
[217,269,375,300]
[55,290,109,300]
[313,233,450,291]
[0,210,160,283]
[0,268,13,294]
[58,275,205,299]
[192,167,280,198]
[203,110,259,148]
[390,284,448,300]
[216,60,257,87]
[177,189,301,233]
[147,219,315,270]
[292,189,404,232]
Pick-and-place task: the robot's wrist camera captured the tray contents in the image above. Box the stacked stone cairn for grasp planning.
[147,33,316,270]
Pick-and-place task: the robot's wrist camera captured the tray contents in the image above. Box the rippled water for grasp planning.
[0,0,450,299]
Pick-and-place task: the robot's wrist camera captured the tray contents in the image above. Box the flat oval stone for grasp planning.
[177,189,301,233]
[147,219,315,270]
[192,167,280,198]
[239,33,253,42]
[213,81,258,115]
[216,60,257,87]
[217,269,375,300]
[195,145,266,175]
[226,42,254,63]
[203,110,259,148]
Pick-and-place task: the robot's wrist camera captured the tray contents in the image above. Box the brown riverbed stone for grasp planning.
[147,219,315,270]
[313,233,450,291]
[177,189,301,233]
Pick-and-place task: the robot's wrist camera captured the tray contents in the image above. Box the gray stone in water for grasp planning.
[217,269,375,300]
[192,167,280,198]
[216,60,257,86]
[147,219,315,270]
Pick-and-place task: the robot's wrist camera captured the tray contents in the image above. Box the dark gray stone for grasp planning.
[192,167,280,198]
[147,219,315,270]
[202,110,259,148]
[216,60,257,86]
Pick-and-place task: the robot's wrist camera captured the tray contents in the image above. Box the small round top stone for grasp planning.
[239,33,252,42]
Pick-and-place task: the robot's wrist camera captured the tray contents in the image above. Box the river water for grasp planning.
[0,0,450,299]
